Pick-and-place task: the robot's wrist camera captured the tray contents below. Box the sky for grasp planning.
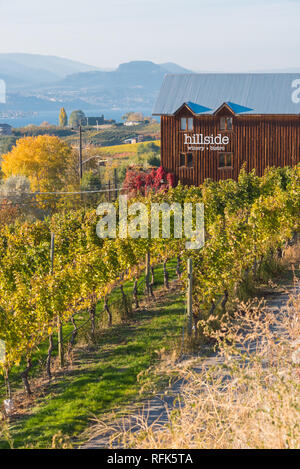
[0,0,299,71]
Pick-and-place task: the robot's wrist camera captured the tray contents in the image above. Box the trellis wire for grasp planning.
[0,262,177,394]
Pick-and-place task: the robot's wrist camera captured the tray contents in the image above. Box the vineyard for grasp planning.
[99,140,160,156]
[0,165,299,446]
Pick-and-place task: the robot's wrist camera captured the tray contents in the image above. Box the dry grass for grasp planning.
[117,282,300,449]
[0,414,13,448]
[284,239,300,267]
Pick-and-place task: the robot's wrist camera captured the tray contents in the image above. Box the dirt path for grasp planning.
[83,274,299,449]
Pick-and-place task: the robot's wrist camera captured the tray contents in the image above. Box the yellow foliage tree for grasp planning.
[1,135,72,191]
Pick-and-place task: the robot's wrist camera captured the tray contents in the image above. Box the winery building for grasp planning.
[153,74,300,185]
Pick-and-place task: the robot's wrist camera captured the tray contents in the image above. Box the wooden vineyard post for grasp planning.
[57,319,64,368]
[163,260,169,289]
[187,258,193,337]
[50,232,55,275]
[145,251,151,300]
[104,296,112,327]
[114,168,118,200]
[4,366,12,400]
[150,266,155,298]
[176,255,181,278]
[133,279,139,309]
[108,180,111,202]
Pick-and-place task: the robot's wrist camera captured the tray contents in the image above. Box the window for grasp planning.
[219,153,233,169]
[179,153,186,167]
[187,118,193,131]
[220,116,233,131]
[179,152,194,168]
[180,117,194,131]
[187,153,193,167]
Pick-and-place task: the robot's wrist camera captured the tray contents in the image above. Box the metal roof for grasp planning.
[153,73,300,115]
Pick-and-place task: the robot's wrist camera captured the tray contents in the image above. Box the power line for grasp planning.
[0,188,125,207]
[0,188,124,198]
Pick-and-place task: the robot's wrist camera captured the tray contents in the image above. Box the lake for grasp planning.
[0,109,131,128]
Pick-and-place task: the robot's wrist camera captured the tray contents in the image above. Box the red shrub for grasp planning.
[122,166,177,197]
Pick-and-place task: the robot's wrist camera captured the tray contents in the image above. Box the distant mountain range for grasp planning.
[0,53,101,88]
[56,61,191,91]
[0,54,191,90]
[0,53,299,122]
[0,55,193,116]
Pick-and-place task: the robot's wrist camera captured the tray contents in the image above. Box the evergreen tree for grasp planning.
[59,108,68,127]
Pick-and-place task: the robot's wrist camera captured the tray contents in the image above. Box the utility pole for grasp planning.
[50,232,55,275]
[114,168,118,200]
[79,124,83,182]
[187,258,193,337]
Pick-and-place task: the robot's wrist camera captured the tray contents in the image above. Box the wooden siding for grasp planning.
[161,112,300,186]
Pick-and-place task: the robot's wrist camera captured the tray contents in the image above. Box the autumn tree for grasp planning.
[59,108,68,127]
[1,135,72,191]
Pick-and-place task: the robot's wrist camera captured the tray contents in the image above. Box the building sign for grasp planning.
[291,79,300,104]
[184,133,230,151]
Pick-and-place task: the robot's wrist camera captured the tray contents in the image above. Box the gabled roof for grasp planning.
[213,102,236,115]
[224,102,253,114]
[179,102,212,115]
[153,73,300,115]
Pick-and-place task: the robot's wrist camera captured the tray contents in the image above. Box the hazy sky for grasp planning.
[0,0,299,70]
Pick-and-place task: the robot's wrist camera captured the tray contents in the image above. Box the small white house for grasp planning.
[124,121,140,127]
[124,138,137,144]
